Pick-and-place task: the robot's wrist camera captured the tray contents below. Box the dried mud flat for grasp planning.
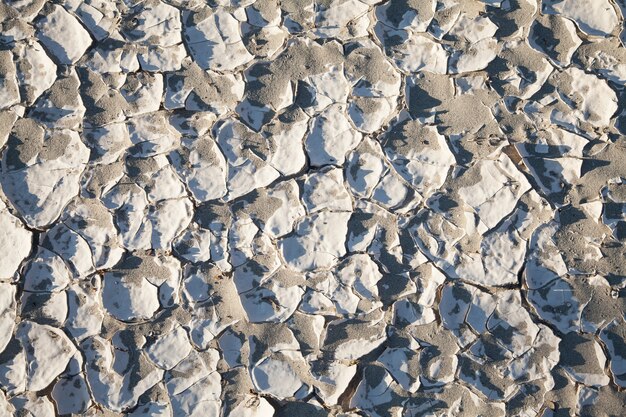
[1,0,626,416]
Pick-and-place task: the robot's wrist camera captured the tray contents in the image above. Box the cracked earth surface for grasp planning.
[1,0,626,416]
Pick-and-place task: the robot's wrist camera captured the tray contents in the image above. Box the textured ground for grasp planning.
[1,0,626,416]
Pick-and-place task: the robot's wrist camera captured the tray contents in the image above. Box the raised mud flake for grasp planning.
[164,348,219,398]
[350,363,406,417]
[246,323,312,401]
[529,14,582,66]
[167,356,222,416]
[560,332,610,387]
[15,321,77,392]
[29,68,86,130]
[298,64,350,116]
[371,169,415,210]
[242,19,288,59]
[22,247,72,293]
[1,124,90,229]
[403,384,505,417]
[558,68,618,129]
[447,14,498,45]
[457,153,531,231]
[10,394,56,417]
[238,266,305,324]
[65,277,104,341]
[0,390,14,416]
[375,0,435,32]
[447,15,500,74]
[378,342,422,393]
[127,112,181,158]
[303,167,353,213]
[0,50,20,109]
[600,319,626,387]
[35,4,92,65]
[279,210,351,272]
[81,122,132,165]
[543,0,619,37]
[102,253,180,322]
[229,395,275,417]
[183,8,254,72]
[322,309,387,361]
[251,354,305,399]
[408,166,541,287]
[138,44,188,73]
[305,104,362,167]
[239,179,306,239]
[309,359,356,406]
[120,72,164,117]
[264,110,309,176]
[335,254,383,304]
[164,62,244,113]
[0,110,19,151]
[101,157,194,251]
[392,297,436,327]
[173,223,213,263]
[237,37,343,130]
[488,40,554,101]
[184,265,245,349]
[0,283,17,355]
[0,336,27,395]
[382,119,455,198]
[145,325,192,370]
[64,0,119,42]
[60,199,124,271]
[515,128,588,206]
[345,138,387,198]
[601,179,626,242]
[82,335,164,412]
[230,218,283,290]
[0,199,32,280]
[348,95,397,134]
[169,132,228,203]
[214,118,280,201]
[41,222,95,278]
[314,0,370,40]
[377,28,448,74]
[51,373,91,415]
[123,1,182,48]
[102,271,160,322]
[19,286,68,327]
